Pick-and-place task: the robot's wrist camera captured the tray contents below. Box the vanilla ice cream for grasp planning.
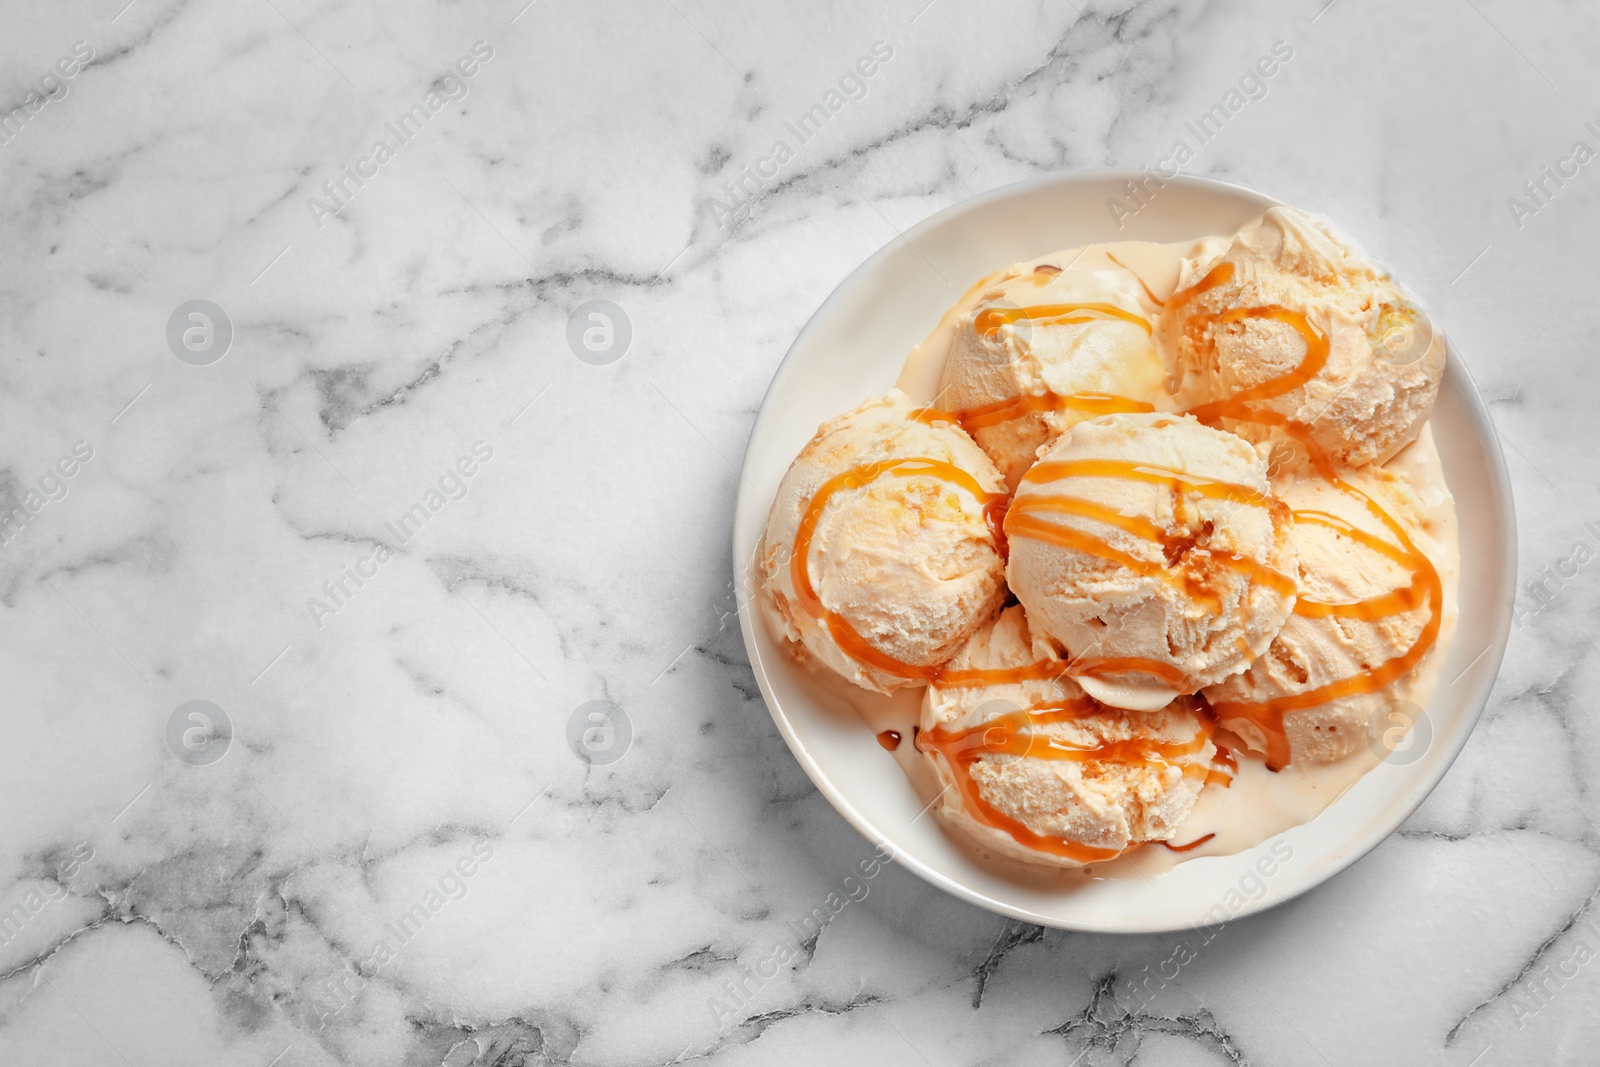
[937,251,1170,489]
[1204,458,1449,768]
[1005,412,1297,711]
[1159,207,1445,469]
[755,197,1464,875]
[919,606,1216,866]
[759,389,1008,694]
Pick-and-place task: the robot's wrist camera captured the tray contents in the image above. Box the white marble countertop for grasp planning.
[0,0,1593,1063]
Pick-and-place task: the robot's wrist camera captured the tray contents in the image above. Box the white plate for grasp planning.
[731,172,1516,933]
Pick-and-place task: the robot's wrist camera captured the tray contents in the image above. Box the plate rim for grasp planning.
[731,169,1517,933]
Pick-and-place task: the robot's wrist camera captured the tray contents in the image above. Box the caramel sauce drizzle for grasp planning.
[952,392,1153,433]
[1161,832,1216,853]
[1019,458,1273,506]
[984,497,1011,559]
[975,302,1153,339]
[791,457,1003,618]
[789,456,1201,691]
[1185,305,1330,423]
[1004,496,1295,610]
[1288,510,1427,620]
[915,280,1161,440]
[1000,458,1298,692]
[791,457,1025,686]
[876,730,902,751]
[1205,732,1238,788]
[1162,259,1445,770]
[916,698,1213,862]
[1105,252,1166,307]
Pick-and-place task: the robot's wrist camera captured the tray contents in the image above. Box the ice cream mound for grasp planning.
[758,389,1007,694]
[1004,412,1298,711]
[918,607,1218,866]
[754,202,1459,872]
[1159,206,1445,469]
[1204,465,1445,769]
[937,254,1170,490]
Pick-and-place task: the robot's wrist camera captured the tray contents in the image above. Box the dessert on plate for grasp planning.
[756,206,1458,869]
[919,606,1219,867]
[1159,207,1444,469]
[758,389,1008,694]
[937,254,1169,490]
[1005,410,1297,712]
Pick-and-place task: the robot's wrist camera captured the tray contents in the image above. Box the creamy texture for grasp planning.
[1205,457,1445,764]
[896,241,1224,404]
[917,235,1456,873]
[935,255,1171,489]
[773,220,1461,876]
[758,389,1007,694]
[1130,425,1461,871]
[918,607,1215,866]
[1005,412,1298,711]
[1159,207,1445,469]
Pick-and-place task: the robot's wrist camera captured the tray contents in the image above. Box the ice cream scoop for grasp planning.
[1203,462,1447,769]
[1004,411,1298,711]
[937,251,1170,490]
[918,606,1217,867]
[758,389,1008,694]
[1159,207,1445,469]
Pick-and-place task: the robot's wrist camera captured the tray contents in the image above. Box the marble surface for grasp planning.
[0,0,1593,1063]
